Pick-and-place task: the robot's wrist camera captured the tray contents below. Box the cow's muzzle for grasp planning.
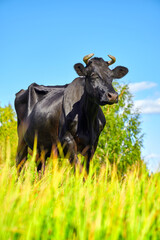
[107,92,118,103]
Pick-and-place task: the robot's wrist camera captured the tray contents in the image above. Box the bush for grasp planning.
[95,83,144,174]
[0,104,17,164]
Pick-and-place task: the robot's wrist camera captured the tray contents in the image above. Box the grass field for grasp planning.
[0,145,160,240]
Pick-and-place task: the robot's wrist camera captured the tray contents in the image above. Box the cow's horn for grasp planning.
[107,55,116,65]
[83,53,94,64]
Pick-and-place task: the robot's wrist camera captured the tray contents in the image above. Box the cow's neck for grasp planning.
[83,90,99,127]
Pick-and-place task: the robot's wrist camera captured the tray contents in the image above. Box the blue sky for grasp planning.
[0,0,160,171]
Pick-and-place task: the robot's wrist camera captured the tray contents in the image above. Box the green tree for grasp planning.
[0,104,17,163]
[95,83,144,174]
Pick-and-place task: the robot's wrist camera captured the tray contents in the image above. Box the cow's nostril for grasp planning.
[108,93,112,99]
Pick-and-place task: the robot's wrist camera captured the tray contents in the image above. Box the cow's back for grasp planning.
[15,83,68,125]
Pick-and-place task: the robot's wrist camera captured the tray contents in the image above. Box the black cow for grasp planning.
[15,54,128,172]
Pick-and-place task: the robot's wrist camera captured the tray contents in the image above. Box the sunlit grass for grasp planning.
[0,144,160,239]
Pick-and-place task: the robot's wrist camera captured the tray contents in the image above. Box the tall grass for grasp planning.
[0,144,160,240]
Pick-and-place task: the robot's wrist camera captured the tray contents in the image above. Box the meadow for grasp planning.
[0,145,160,240]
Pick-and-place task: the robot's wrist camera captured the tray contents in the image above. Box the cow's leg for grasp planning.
[86,156,91,173]
[37,151,46,174]
[86,146,96,173]
[37,160,46,179]
[61,132,80,171]
[16,138,28,174]
[85,137,99,173]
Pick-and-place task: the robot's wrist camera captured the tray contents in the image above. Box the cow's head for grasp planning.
[74,54,128,106]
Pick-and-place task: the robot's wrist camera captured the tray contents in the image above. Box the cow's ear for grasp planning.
[74,63,87,76]
[112,66,128,79]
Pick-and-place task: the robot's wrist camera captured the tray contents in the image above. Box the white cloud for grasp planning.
[144,153,160,173]
[145,153,160,160]
[129,81,157,93]
[134,98,160,114]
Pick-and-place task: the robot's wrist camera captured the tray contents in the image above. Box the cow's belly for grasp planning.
[24,122,59,153]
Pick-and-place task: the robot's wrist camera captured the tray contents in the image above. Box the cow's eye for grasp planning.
[91,73,99,80]
[90,73,95,77]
